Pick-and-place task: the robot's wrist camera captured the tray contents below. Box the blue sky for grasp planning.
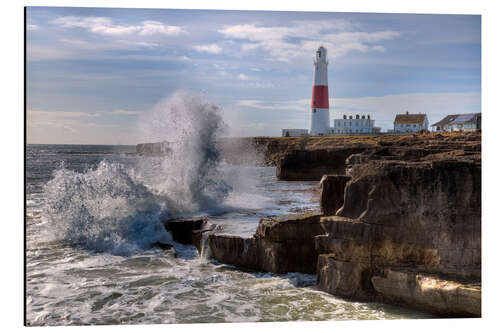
[26,7,481,144]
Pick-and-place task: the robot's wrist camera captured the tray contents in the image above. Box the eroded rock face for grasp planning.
[276,148,367,180]
[319,175,351,216]
[316,138,481,316]
[336,159,481,278]
[371,269,481,317]
[317,254,374,300]
[208,213,325,274]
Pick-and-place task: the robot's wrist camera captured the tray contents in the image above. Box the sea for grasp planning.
[25,144,433,326]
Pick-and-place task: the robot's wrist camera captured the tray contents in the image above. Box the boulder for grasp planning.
[208,213,325,274]
[163,218,208,245]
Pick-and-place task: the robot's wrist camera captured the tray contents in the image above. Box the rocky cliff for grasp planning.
[315,132,481,316]
[158,132,481,317]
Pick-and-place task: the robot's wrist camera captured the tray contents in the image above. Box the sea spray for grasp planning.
[136,91,231,214]
[199,232,213,261]
[41,161,172,255]
[41,92,233,255]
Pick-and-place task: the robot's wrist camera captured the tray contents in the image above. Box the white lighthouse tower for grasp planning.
[309,46,330,135]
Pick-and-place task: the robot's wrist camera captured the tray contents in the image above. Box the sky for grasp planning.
[26,7,481,144]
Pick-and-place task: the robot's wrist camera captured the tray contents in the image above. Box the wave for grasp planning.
[40,91,245,255]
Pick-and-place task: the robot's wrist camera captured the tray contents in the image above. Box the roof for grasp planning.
[431,113,480,127]
[394,114,427,124]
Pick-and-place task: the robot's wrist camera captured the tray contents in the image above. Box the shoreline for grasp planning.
[143,131,481,317]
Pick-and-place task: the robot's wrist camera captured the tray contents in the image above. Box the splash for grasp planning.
[41,91,232,255]
[136,91,231,214]
[41,161,171,255]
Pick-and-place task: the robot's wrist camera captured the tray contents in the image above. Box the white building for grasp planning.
[332,114,375,134]
[431,113,481,132]
[282,129,309,137]
[393,112,429,133]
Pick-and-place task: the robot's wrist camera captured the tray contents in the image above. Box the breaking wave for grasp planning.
[41,91,239,255]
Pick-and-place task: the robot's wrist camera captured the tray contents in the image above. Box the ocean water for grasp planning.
[26,93,433,326]
[25,144,433,326]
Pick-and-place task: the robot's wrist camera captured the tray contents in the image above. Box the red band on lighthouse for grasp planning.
[311,85,329,109]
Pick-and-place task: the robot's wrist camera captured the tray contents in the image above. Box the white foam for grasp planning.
[39,92,241,255]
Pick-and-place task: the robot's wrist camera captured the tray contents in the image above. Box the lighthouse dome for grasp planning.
[316,46,327,61]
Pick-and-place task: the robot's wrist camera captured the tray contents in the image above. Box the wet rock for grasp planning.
[163,218,208,245]
[151,242,177,257]
[153,242,174,250]
[192,223,222,252]
[208,213,325,274]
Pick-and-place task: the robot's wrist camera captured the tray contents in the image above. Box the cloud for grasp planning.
[26,109,139,144]
[60,38,159,50]
[27,45,75,61]
[27,24,39,31]
[28,110,100,118]
[238,73,250,80]
[27,110,104,139]
[241,43,259,51]
[139,21,184,36]
[28,38,162,61]
[51,16,185,36]
[247,82,276,88]
[111,109,143,115]
[219,20,400,61]
[193,44,222,54]
[237,99,309,111]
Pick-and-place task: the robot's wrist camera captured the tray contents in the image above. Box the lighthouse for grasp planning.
[309,46,330,135]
